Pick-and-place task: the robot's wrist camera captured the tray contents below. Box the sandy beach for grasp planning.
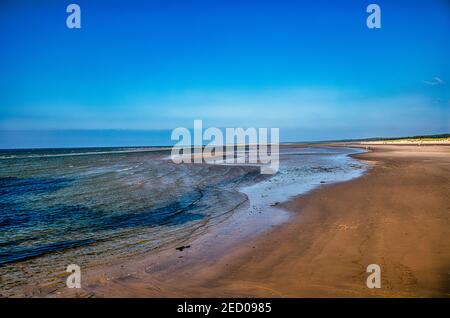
[2,0,449,306]
[49,143,449,298]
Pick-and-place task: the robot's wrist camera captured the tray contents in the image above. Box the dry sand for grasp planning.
[60,144,450,298]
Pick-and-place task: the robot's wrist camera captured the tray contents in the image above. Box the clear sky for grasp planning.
[0,0,449,147]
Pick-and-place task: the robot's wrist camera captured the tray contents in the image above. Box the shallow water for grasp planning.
[0,146,365,296]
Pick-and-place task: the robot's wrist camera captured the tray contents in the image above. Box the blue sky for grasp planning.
[0,0,449,147]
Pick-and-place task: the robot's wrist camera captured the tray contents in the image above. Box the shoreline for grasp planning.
[42,145,367,298]
[201,143,449,297]
[13,144,450,297]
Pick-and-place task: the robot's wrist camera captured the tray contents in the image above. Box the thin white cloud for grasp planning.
[1,87,446,135]
[423,76,445,86]
[434,77,444,84]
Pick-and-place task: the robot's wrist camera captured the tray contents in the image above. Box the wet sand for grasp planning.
[59,144,450,297]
